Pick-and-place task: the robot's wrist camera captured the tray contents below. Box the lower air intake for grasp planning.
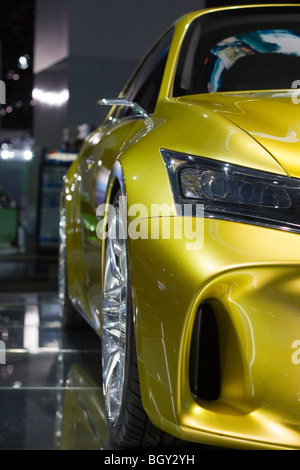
[189,302,221,401]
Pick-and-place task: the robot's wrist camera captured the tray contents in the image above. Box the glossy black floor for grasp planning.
[0,251,219,452]
[0,249,110,450]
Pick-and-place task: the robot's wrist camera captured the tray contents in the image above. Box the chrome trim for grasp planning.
[98,97,150,119]
[58,206,66,307]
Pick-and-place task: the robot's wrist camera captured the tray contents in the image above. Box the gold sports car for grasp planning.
[59,4,300,449]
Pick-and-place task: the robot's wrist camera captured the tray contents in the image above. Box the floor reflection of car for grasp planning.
[58,364,110,450]
[60,4,300,450]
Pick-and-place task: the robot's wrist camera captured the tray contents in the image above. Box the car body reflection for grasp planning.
[58,363,110,450]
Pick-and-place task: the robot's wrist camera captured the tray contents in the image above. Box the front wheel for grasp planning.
[102,191,171,448]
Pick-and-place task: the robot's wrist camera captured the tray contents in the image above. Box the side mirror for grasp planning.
[97,97,150,119]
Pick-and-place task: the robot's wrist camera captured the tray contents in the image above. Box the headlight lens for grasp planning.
[161,149,300,233]
[181,168,291,208]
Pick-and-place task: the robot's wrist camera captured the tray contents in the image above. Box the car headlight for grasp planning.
[161,148,300,233]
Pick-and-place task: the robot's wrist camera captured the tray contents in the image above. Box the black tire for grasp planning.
[110,291,171,447]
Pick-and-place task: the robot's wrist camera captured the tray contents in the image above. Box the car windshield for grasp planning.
[173,5,300,95]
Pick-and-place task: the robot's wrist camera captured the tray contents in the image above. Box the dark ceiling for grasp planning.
[0,0,35,132]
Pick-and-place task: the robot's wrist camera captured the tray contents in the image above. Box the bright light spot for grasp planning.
[24,150,33,161]
[18,55,29,70]
[32,88,69,107]
[1,150,14,160]
[23,304,39,351]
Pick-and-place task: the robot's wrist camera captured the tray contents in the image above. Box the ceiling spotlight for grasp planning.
[18,55,30,70]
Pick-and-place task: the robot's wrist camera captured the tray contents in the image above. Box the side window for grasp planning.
[118,27,174,118]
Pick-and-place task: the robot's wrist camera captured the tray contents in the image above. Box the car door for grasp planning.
[76,27,174,328]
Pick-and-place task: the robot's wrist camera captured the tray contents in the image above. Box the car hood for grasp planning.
[177,91,300,178]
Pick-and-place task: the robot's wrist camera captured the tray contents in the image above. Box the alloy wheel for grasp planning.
[102,200,128,425]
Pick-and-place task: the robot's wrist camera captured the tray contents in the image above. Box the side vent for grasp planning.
[189,302,221,401]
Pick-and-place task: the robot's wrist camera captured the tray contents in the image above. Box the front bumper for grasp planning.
[128,217,300,449]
